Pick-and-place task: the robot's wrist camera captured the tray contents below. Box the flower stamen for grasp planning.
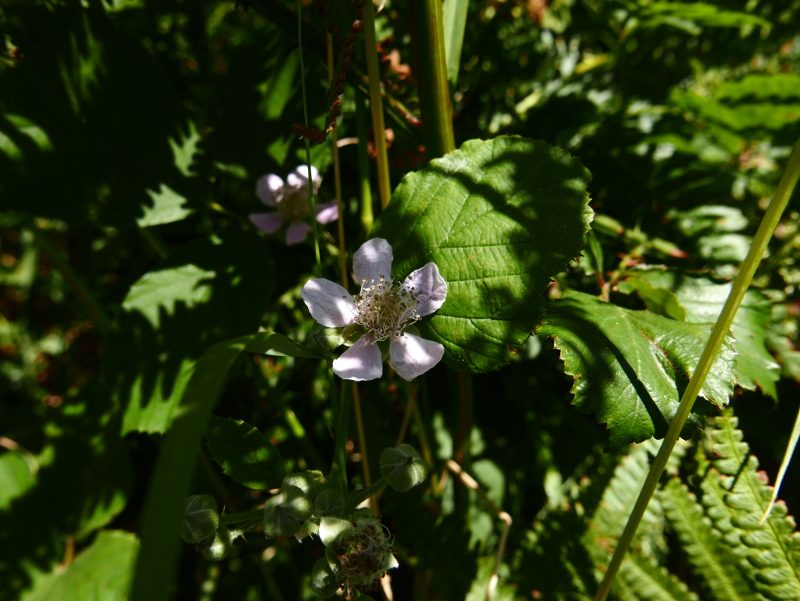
[352,275,421,343]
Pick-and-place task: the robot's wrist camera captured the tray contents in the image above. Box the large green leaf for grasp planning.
[19,531,139,601]
[628,269,779,398]
[537,291,736,450]
[111,238,273,434]
[205,416,286,490]
[371,137,592,372]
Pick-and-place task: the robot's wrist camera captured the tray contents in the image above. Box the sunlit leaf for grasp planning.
[537,290,736,450]
[372,137,592,372]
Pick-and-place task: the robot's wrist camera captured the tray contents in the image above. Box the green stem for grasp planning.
[32,229,113,336]
[362,0,391,209]
[442,0,469,86]
[344,477,388,514]
[594,134,800,601]
[219,509,264,526]
[297,0,321,275]
[411,0,455,157]
[330,372,351,497]
[355,86,374,237]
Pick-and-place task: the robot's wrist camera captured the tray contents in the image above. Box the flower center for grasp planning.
[352,275,420,342]
[276,188,312,220]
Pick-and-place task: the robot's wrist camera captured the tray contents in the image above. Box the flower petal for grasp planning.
[353,238,393,286]
[403,262,448,317]
[300,278,356,327]
[256,174,284,206]
[315,202,339,224]
[390,333,444,381]
[287,165,321,193]
[333,334,383,381]
[249,212,284,233]
[286,220,312,245]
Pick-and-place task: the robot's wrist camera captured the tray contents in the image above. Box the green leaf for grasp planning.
[629,270,779,398]
[619,276,686,321]
[371,137,592,372]
[379,444,429,492]
[244,331,323,358]
[19,531,139,601]
[136,185,193,228]
[537,290,736,450]
[112,238,272,434]
[0,451,35,511]
[205,417,286,490]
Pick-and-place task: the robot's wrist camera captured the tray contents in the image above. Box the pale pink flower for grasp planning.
[249,165,339,246]
[300,238,448,381]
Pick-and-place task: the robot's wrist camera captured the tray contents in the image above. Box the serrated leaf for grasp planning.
[110,238,272,434]
[19,531,138,601]
[371,136,592,372]
[244,331,323,358]
[629,269,779,398]
[537,290,736,450]
[206,417,286,490]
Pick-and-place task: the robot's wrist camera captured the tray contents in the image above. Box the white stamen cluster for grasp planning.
[276,188,312,220]
[352,275,420,342]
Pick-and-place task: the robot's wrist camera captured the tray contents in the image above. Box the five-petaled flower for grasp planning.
[300,238,448,381]
[249,165,339,246]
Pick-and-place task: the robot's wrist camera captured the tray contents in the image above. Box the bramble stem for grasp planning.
[219,509,264,526]
[594,134,800,601]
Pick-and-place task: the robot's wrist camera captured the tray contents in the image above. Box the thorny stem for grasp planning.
[595,134,800,601]
[326,30,349,290]
[297,0,321,275]
[219,508,264,526]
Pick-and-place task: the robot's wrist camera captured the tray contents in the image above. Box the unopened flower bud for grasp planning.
[180,495,219,544]
[380,444,428,492]
[263,485,313,537]
[199,526,233,561]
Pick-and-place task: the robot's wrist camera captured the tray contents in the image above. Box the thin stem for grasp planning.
[326,29,348,289]
[594,134,800,601]
[355,87,374,237]
[331,373,351,497]
[395,383,418,446]
[761,400,800,523]
[351,383,376,514]
[297,0,321,274]
[362,0,391,208]
[219,508,264,526]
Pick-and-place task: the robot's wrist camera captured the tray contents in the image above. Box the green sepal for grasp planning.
[180,495,219,544]
[262,486,313,538]
[379,444,428,492]
[199,526,232,561]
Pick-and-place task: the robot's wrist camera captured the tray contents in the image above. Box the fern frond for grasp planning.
[697,411,800,600]
[660,477,756,601]
[619,554,700,601]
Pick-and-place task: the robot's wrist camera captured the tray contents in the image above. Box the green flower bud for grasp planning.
[311,323,345,356]
[199,526,233,561]
[263,485,313,537]
[180,494,219,544]
[379,444,428,492]
[310,557,342,598]
[314,488,345,517]
[331,517,398,590]
[282,470,324,497]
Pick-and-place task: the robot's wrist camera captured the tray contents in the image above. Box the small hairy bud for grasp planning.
[180,494,219,544]
[199,526,233,561]
[263,486,313,537]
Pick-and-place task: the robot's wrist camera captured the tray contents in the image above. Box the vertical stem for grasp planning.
[355,87,374,237]
[326,30,349,289]
[362,0,392,208]
[442,0,469,86]
[410,0,455,157]
[331,373,351,496]
[352,383,377,514]
[297,0,321,274]
[595,134,800,601]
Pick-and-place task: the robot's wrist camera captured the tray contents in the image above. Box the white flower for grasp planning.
[249,165,339,246]
[300,238,448,381]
